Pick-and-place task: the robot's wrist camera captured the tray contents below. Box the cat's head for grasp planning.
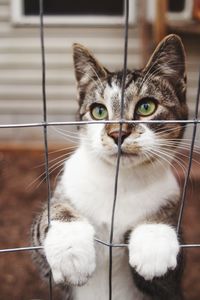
[73,34,188,168]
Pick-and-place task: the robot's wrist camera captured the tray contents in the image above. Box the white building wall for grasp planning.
[0,0,199,143]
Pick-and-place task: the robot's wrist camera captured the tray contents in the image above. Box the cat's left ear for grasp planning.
[73,43,108,86]
[144,34,186,85]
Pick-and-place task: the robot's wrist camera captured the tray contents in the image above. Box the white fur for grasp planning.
[58,143,180,299]
[103,82,121,119]
[129,224,179,280]
[62,145,179,231]
[44,220,96,286]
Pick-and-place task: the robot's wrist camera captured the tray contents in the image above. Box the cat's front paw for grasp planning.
[44,220,96,286]
[128,224,179,280]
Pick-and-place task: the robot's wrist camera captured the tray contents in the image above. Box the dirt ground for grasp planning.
[0,147,200,300]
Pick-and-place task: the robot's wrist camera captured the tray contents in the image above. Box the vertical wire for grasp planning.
[108,1,129,299]
[177,69,200,234]
[39,0,53,299]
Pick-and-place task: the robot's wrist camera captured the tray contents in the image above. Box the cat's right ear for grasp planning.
[143,34,186,84]
[73,43,108,86]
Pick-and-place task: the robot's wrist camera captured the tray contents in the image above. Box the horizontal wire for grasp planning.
[0,119,200,129]
[1,240,200,254]
[95,238,128,248]
[180,244,200,248]
[0,246,43,253]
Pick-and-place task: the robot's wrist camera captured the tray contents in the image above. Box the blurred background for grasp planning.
[0,0,200,299]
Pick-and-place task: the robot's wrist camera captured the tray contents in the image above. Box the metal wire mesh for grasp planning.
[0,0,200,299]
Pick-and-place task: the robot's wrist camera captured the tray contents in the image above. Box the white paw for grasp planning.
[44,220,96,286]
[128,224,179,280]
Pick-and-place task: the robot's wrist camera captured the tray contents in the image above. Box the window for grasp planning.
[24,1,123,16]
[11,0,135,25]
[168,0,186,12]
[145,0,193,22]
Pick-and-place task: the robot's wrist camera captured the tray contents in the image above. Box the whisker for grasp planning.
[27,151,75,191]
[33,161,66,190]
[47,145,77,155]
[54,166,65,186]
[52,126,91,142]
[155,140,200,154]
[34,152,73,169]
[156,146,200,167]
[146,148,187,184]
[153,148,190,179]
[51,127,81,143]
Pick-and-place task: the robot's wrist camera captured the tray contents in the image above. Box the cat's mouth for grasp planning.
[102,146,156,168]
[105,149,153,168]
[110,150,140,158]
[121,151,139,157]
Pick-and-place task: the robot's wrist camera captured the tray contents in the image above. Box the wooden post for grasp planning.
[154,0,168,44]
[139,0,152,66]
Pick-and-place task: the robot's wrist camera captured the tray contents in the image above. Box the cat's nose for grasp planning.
[108,130,130,145]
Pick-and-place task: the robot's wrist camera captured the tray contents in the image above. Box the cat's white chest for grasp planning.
[61,146,178,242]
[60,146,179,300]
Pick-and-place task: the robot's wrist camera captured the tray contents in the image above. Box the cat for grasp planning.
[32,34,188,300]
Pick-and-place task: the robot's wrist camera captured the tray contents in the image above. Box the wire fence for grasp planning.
[0,0,200,299]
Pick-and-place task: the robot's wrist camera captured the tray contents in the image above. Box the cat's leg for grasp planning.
[128,223,184,300]
[31,199,96,287]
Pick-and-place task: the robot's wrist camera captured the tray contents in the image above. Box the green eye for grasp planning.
[90,104,108,120]
[136,99,157,117]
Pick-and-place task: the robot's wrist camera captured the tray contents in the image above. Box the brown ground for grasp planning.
[0,147,200,300]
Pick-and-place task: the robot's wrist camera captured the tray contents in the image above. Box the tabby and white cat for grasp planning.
[32,34,188,300]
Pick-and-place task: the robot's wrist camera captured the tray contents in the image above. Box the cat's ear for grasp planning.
[73,43,108,85]
[143,34,186,83]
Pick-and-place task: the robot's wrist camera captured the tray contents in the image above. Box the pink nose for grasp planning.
[108,130,130,145]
